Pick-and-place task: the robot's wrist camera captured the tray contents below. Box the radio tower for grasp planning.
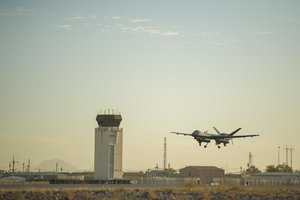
[163,137,167,170]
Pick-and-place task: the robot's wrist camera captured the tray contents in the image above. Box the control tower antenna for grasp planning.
[163,137,167,170]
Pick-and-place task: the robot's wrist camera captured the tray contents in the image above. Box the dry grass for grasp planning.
[1,185,300,200]
[64,189,74,199]
[112,188,124,200]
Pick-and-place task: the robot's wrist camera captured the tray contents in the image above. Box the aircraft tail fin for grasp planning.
[230,128,242,136]
[213,126,221,135]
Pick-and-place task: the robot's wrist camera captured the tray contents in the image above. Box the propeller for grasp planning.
[213,126,221,135]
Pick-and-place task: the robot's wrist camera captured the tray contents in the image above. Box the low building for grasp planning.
[179,166,224,184]
[144,170,170,178]
[244,172,300,186]
[123,171,144,184]
[0,176,27,184]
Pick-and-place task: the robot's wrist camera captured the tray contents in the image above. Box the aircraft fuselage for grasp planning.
[171,127,259,148]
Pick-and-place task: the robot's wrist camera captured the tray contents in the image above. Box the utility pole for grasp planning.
[284,147,289,166]
[288,147,294,170]
[278,146,280,165]
[283,146,294,169]
[164,137,167,170]
[11,155,18,173]
[247,152,254,168]
[27,159,31,172]
[12,155,15,173]
[56,162,58,173]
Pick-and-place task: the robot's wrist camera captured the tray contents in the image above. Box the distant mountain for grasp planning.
[35,159,77,172]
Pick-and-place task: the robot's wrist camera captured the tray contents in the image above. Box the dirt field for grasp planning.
[1,184,300,199]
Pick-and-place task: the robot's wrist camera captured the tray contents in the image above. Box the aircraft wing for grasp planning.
[170,132,193,136]
[228,134,259,138]
[230,135,259,138]
[203,134,259,139]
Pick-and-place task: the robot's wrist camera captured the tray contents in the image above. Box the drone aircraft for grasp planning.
[171,127,259,148]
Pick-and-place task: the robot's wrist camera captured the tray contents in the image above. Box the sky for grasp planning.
[0,0,300,173]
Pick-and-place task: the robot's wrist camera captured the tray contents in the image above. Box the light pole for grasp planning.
[278,146,280,165]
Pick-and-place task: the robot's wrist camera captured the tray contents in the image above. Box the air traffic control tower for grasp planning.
[94,113,123,179]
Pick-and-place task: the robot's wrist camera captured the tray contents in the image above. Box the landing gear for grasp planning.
[204,143,209,148]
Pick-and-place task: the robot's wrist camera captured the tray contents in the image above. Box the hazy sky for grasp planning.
[1,0,300,173]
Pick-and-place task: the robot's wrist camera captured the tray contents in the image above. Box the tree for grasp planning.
[266,164,292,173]
[246,165,261,174]
[165,167,177,174]
[266,165,278,172]
[276,164,292,173]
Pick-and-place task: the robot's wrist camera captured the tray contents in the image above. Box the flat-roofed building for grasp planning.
[179,166,224,184]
